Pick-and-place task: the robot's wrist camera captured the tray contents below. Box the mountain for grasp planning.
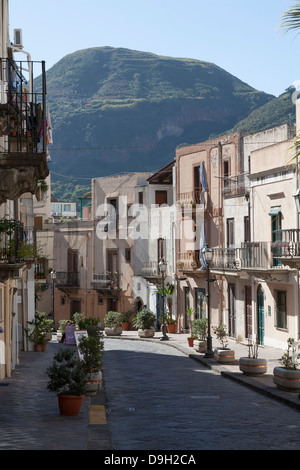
[42,46,275,198]
[230,86,296,134]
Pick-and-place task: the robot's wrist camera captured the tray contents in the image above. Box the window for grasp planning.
[226,218,235,247]
[125,248,131,263]
[244,216,250,243]
[157,238,165,263]
[195,288,206,319]
[223,161,229,188]
[275,290,287,330]
[64,204,71,212]
[155,191,167,206]
[138,192,143,205]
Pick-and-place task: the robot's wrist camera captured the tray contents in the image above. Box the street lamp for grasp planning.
[159,258,169,341]
[202,244,214,358]
[50,269,56,321]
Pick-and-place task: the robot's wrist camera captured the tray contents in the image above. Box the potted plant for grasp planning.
[273,338,300,392]
[46,348,87,416]
[193,318,208,353]
[25,312,54,351]
[104,311,122,336]
[120,311,132,330]
[78,327,104,395]
[239,336,267,376]
[186,307,197,347]
[35,179,48,201]
[166,314,177,334]
[133,308,156,338]
[213,323,235,364]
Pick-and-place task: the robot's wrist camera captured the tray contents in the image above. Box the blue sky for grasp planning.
[8,0,300,97]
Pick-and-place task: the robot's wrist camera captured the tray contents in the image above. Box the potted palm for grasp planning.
[133,308,156,338]
[273,338,300,392]
[46,348,87,416]
[193,318,208,353]
[166,314,177,334]
[104,311,122,336]
[239,336,267,376]
[213,323,235,364]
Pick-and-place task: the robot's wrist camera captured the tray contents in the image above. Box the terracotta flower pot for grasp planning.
[187,337,197,347]
[166,323,177,334]
[121,322,130,331]
[57,394,84,416]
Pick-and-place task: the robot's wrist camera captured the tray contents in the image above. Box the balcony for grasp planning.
[210,247,239,270]
[91,272,121,296]
[271,229,300,269]
[0,59,49,203]
[0,219,27,280]
[177,250,205,274]
[208,242,290,281]
[222,174,248,199]
[55,272,80,291]
[177,189,207,208]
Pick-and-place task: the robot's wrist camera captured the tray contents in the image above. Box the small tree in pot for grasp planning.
[133,308,156,337]
[273,338,300,392]
[239,335,267,376]
[104,311,122,336]
[213,323,235,364]
[46,348,87,416]
[193,318,208,353]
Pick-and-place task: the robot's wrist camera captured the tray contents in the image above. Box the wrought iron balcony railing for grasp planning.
[91,272,120,290]
[0,58,47,154]
[56,271,80,288]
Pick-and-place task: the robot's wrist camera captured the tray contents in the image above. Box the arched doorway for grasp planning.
[257,285,264,345]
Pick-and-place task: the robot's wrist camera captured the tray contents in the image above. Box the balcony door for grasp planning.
[195,288,206,319]
[107,250,118,273]
[67,249,78,285]
[228,284,236,338]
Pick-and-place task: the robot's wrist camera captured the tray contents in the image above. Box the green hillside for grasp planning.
[230,87,296,134]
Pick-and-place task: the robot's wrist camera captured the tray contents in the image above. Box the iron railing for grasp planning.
[56,272,80,288]
[91,272,120,290]
[0,58,47,154]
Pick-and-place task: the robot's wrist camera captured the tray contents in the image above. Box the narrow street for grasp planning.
[103,339,300,451]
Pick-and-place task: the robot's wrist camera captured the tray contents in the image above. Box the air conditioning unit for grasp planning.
[14,29,23,49]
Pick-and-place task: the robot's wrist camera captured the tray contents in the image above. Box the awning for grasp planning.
[268,207,281,216]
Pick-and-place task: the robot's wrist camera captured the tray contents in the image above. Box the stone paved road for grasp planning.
[103,339,300,451]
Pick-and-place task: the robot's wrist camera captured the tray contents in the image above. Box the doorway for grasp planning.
[70,300,81,320]
[257,285,264,345]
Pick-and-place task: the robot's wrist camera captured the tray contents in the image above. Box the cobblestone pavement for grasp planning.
[103,338,300,450]
[0,331,300,451]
